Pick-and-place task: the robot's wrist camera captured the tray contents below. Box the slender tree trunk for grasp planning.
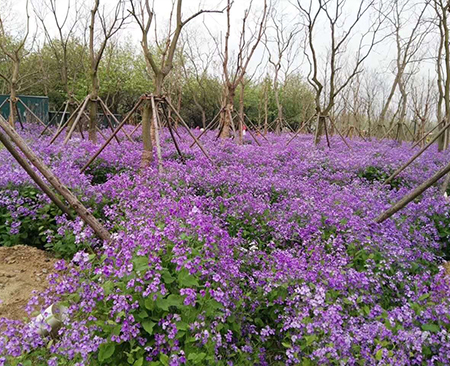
[89,71,99,143]
[141,101,153,168]
[9,60,19,128]
[314,115,326,145]
[238,83,245,144]
[219,88,235,139]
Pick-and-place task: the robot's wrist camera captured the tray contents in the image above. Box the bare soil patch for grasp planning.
[0,245,57,320]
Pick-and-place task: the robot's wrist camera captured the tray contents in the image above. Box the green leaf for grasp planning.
[421,323,440,333]
[178,269,199,287]
[161,270,175,284]
[375,349,383,361]
[418,293,430,301]
[156,294,184,311]
[142,320,156,334]
[144,298,154,311]
[134,357,144,366]
[98,343,115,362]
[160,353,169,366]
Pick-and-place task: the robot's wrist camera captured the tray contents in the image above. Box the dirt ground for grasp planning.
[0,245,57,320]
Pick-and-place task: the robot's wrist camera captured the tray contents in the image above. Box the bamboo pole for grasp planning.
[0,115,110,241]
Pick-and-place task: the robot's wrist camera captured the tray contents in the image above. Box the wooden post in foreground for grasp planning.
[0,130,72,218]
[375,160,450,223]
[383,122,450,186]
[0,115,111,242]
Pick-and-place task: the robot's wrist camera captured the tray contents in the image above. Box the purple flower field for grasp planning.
[1,125,450,365]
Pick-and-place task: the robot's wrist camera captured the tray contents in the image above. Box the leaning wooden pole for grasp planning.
[411,122,441,150]
[0,130,72,218]
[49,99,86,145]
[98,98,133,142]
[383,122,450,186]
[63,96,90,145]
[189,109,222,148]
[375,159,450,223]
[286,114,316,146]
[0,115,110,242]
[17,98,47,128]
[151,95,164,173]
[164,97,215,165]
[81,98,144,173]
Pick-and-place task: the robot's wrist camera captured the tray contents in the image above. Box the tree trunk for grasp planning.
[219,89,235,139]
[89,71,99,143]
[314,115,326,145]
[238,84,245,144]
[141,101,153,168]
[9,60,19,128]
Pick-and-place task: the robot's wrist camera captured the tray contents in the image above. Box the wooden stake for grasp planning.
[286,114,315,146]
[49,98,87,145]
[164,97,214,165]
[411,122,441,149]
[375,159,450,223]
[98,99,120,144]
[17,98,47,128]
[0,130,72,218]
[98,98,133,142]
[150,95,164,173]
[63,96,90,145]
[328,117,352,150]
[384,122,450,186]
[189,109,222,148]
[0,115,110,242]
[81,97,144,173]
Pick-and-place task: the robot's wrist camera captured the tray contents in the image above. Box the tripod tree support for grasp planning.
[286,114,316,146]
[81,97,144,173]
[49,96,89,145]
[98,97,134,143]
[375,159,450,223]
[0,115,110,242]
[384,122,450,186]
[164,96,214,165]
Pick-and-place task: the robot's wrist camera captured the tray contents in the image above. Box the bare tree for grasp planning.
[213,0,268,139]
[377,0,431,137]
[434,0,450,150]
[410,74,435,145]
[88,0,128,143]
[296,0,386,145]
[33,0,82,107]
[0,0,31,128]
[264,5,300,134]
[180,32,217,129]
[129,0,222,167]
